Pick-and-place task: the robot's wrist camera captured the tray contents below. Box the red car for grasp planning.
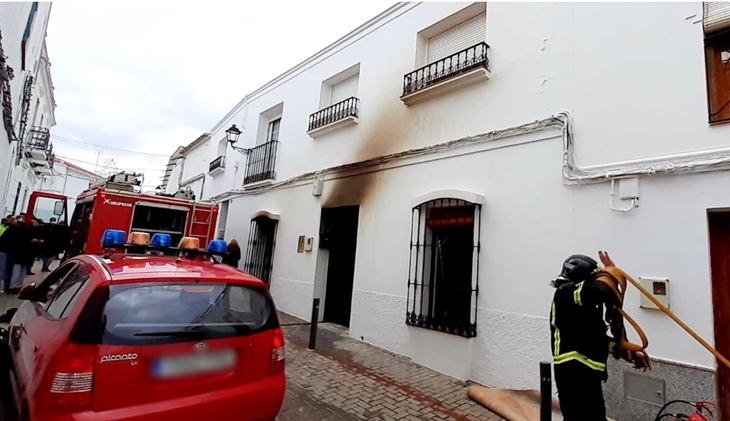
[3,246,285,421]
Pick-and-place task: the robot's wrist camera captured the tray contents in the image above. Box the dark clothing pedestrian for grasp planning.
[222,239,241,268]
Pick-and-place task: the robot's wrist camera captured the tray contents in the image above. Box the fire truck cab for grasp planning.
[25,172,219,258]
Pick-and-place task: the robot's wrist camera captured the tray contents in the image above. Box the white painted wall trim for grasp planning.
[410,189,485,208]
[251,210,281,221]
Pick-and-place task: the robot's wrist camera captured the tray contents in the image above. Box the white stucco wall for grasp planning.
[176,2,730,388]
[0,2,53,217]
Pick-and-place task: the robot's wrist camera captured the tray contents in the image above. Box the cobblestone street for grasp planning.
[278,312,503,421]
[0,265,503,421]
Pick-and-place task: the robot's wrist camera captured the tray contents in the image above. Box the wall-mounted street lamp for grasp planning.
[226,125,249,154]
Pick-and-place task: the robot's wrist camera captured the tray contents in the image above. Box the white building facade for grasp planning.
[171,3,730,419]
[37,157,99,218]
[0,2,55,218]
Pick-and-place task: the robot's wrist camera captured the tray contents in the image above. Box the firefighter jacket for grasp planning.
[550,279,616,374]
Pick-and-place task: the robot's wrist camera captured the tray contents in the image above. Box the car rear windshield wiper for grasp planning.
[133,330,207,338]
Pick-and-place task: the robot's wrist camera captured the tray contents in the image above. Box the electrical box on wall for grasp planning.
[620,177,640,200]
[312,177,323,197]
[639,277,670,310]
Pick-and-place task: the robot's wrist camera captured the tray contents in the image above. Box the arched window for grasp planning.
[244,212,279,285]
[406,197,481,338]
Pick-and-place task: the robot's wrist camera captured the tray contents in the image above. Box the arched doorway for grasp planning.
[244,212,279,285]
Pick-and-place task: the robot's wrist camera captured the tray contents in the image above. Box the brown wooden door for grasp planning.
[708,211,730,420]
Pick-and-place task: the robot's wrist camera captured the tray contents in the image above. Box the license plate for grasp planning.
[152,349,236,379]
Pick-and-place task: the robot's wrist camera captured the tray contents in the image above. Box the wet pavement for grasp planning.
[279,313,503,421]
[0,263,503,421]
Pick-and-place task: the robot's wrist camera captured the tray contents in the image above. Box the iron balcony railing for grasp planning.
[244,141,279,185]
[209,155,226,173]
[28,126,51,151]
[308,97,360,132]
[402,42,490,97]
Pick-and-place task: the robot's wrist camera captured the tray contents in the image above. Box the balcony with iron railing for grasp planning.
[401,42,490,105]
[24,127,53,170]
[244,141,279,186]
[307,97,360,137]
[209,155,226,175]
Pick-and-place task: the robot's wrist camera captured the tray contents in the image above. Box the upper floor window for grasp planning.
[704,2,730,123]
[247,104,283,185]
[266,118,281,143]
[403,3,489,103]
[209,137,227,175]
[406,197,481,338]
[309,64,361,135]
[21,2,38,71]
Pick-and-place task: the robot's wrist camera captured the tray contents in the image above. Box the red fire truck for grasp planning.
[25,172,219,258]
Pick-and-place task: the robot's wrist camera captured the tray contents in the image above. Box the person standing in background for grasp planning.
[0,215,10,236]
[0,216,14,291]
[7,220,42,293]
[222,239,241,268]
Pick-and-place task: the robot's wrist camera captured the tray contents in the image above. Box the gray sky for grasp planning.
[46,1,394,189]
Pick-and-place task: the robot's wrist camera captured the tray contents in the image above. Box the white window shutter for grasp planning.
[330,75,359,105]
[704,2,730,34]
[427,13,486,64]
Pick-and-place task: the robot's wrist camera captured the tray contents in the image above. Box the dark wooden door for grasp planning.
[708,211,730,420]
[323,206,359,327]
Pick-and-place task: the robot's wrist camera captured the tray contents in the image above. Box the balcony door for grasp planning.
[266,118,280,144]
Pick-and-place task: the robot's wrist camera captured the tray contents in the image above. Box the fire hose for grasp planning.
[595,266,730,371]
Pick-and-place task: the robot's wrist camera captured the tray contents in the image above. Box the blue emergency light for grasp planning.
[207,240,227,254]
[101,229,126,248]
[150,233,172,248]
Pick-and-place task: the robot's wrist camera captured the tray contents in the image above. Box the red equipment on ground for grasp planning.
[24,171,218,258]
[653,400,715,421]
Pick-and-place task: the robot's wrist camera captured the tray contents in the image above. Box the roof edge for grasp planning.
[210,2,418,133]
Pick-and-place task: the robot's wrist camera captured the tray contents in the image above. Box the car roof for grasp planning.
[78,254,265,287]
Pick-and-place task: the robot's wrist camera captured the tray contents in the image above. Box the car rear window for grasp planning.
[75,282,277,346]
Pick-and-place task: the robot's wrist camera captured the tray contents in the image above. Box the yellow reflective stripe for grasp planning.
[553,351,606,371]
[573,282,584,306]
[551,301,560,355]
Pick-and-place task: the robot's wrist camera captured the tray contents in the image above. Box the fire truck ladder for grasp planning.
[189,202,214,246]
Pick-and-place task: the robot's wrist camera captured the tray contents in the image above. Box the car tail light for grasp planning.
[49,343,96,412]
[268,327,285,375]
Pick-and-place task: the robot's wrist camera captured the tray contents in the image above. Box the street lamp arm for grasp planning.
[231,145,250,154]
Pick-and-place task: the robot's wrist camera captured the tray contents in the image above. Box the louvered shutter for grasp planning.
[426,12,486,64]
[704,2,730,34]
[330,75,359,105]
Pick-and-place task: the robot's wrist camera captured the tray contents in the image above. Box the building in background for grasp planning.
[159,145,184,192]
[0,2,55,217]
[164,133,213,201]
[37,157,99,218]
[164,3,730,419]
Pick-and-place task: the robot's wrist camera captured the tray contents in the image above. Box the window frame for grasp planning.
[42,264,91,320]
[405,197,481,338]
[266,118,281,143]
[705,30,730,124]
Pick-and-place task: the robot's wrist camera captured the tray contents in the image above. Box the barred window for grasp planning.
[406,198,481,338]
[244,216,278,285]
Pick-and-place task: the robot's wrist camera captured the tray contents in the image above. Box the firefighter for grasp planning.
[549,251,626,421]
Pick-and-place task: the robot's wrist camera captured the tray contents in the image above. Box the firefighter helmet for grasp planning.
[553,254,598,285]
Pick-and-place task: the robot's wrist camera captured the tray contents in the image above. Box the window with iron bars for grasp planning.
[406,198,480,338]
[244,216,278,285]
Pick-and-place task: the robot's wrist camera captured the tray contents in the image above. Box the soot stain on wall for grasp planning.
[324,102,416,208]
